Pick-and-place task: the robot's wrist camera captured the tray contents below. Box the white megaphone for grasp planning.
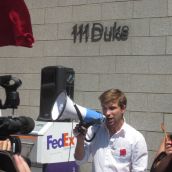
[51,90,105,126]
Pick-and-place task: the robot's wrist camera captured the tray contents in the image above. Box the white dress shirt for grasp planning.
[75,121,148,172]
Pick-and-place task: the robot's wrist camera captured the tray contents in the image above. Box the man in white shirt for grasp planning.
[74,88,148,172]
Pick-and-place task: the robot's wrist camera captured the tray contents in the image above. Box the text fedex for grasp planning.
[47,133,75,150]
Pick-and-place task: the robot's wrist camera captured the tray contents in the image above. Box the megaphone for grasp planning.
[51,90,105,126]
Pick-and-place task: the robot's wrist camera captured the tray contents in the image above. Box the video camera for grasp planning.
[0,75,35,172]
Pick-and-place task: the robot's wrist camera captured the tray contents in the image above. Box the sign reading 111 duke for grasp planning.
[71,22,129,43]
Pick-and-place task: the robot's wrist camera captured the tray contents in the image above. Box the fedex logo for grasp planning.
[47,133,75,150]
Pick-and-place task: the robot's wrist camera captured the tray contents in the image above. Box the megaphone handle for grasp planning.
[85,133,96,142]
[74,104,83,122]
[78,122,96,142]
[78,122,97,142]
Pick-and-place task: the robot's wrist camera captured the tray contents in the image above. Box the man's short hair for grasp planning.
[99,89,127,109]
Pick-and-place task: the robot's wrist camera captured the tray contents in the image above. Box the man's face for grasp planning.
[102,101,125,127]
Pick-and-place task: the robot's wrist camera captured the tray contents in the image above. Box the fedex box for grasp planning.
[20,121,77,164]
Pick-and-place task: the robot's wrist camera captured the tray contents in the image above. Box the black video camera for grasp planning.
[0,75,34,172]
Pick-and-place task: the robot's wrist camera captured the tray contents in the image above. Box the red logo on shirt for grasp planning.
[120,149,126,156]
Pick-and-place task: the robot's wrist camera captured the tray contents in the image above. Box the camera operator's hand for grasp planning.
[0,139,31,172]
[13,154,31,172]
[0,139,11,151]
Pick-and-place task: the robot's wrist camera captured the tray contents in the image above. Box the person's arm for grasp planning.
[73,124,87,160]
[74,134,85,160]
[155,137,166,157]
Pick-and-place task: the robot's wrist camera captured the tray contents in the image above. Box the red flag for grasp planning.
[0,0,35,48]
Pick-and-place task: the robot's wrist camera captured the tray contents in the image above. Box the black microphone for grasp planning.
[0,116,35,136]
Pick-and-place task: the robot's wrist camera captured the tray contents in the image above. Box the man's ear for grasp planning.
[121,105,126,110]
[120,105,126,115]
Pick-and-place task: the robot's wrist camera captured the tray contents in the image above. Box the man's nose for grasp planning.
[104,109,111,116]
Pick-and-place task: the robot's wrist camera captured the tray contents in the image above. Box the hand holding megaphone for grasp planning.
[73,123,88,137]
[73,119,98,136]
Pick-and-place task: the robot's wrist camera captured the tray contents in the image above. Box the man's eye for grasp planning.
[110,107,116,110]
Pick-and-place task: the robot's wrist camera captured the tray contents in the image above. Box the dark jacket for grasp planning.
[150,152,172,172]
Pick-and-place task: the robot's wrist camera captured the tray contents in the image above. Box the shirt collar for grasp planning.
[103,119,127,137]
[114,121,126,136]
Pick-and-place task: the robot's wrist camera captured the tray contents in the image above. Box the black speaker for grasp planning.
[37,66,75,121]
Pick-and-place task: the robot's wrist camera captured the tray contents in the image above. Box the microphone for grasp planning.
[0,116,35,136]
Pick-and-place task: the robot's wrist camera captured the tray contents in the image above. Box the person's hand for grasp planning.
[73,123,87,139]
[0,139,11,151]
[13,154,31,172]
[0,139,31,172]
